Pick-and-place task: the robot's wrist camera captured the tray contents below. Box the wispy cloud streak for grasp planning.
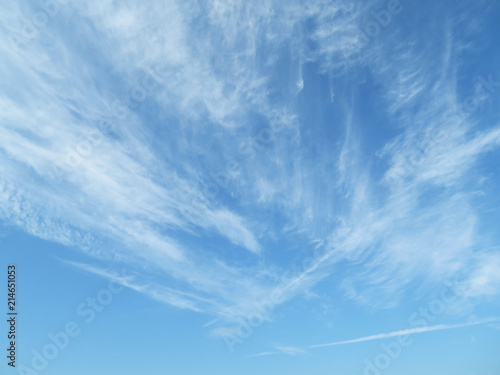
[247,317,500,357]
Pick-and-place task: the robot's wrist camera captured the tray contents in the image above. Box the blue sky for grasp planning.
[1,0,500,374]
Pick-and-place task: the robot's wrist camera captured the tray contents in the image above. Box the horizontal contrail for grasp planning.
[246,317,500,358]
[307,317,500,348]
